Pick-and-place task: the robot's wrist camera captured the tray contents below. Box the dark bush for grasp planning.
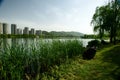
[82,48,96,60]
[87,40,100,48]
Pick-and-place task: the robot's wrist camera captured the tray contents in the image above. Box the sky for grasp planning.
[0,0,108,34]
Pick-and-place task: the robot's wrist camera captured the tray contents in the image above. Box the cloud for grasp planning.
[0,0,107,34]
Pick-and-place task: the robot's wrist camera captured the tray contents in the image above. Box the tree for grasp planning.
[91,5,110,40]
[91,0,120,44]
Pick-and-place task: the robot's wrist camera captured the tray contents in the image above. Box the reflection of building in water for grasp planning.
[3,23,8,34]
[23,38,29,47]
[0,23,3,34]
[11,38,17,47]
[29,28,35,35]
[23,27,29,34]
[36,30,42,35]
[0,39,3,50]
[3,38,9,48]
[17,28,22,34]
[11,24,17,34]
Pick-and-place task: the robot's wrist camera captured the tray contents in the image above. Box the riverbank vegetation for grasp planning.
[1,38,119,79]
[0,40,84,79]
[40,42,120,80]
[0,0,120,80]
[82,34,109,40]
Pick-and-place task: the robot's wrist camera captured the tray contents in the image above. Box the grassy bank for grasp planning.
[0,40,84,80]
[41,43,120,80]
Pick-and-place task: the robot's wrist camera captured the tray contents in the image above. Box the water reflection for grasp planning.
[0,38,93,49]
[11,38,17,47]
[3,38,8,48]
[0,38,2,51]
[3,38,11,47]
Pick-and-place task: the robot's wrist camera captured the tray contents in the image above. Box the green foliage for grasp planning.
[0,40,84,79]
[50,31,84,38]
[91,0,120,43]
[87,40,100,48]
[82,34,98,39]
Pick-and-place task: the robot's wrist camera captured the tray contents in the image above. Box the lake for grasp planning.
[0,38,94,49]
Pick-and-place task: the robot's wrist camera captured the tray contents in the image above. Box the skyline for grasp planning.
[0,0,108,34]
[0,22,38,35]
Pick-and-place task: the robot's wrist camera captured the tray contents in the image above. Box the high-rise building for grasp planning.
[23,27,29,34]
[0,23,3,34]
[17,28,22,35]
[20,29,22,34]
[3,23,8,34]
[17,29,20,34]
[11,24,17,34]
[29,30,31,34]
[36,30,42,35]
[29,28,35,35]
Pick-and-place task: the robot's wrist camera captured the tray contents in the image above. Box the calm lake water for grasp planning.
[0,38,94,48]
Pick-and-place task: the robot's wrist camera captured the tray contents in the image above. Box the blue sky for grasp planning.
[0,0,108,34]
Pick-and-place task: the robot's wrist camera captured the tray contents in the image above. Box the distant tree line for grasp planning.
[0,31,83,38]
[82,34,97,39]
[82,34,109,39]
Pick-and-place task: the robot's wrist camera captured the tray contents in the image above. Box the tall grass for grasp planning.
[0,39,84,79]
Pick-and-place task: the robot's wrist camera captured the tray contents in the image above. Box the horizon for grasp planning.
[0,0,108,34]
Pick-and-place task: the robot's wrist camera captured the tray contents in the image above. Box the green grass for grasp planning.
[0,39,84,80]
[1,39,120,80]
[41,43,120,80]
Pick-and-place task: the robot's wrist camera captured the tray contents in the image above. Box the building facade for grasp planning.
[3,23,8,34]
[23,27,29,34]
[29,28,35,35]
[0,23,3,34]
[36,30,42,35]
[17,28,22,35]
[11,24,17,35]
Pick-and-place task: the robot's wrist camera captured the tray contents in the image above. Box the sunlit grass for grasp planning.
[41,43,120,80]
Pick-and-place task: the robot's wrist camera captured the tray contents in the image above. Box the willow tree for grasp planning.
[91,0,120,44]
[91,5,110,40]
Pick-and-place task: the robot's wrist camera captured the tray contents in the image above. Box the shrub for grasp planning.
[87,39,100,48]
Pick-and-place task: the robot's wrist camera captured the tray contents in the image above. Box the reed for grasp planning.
[0,39,84,79]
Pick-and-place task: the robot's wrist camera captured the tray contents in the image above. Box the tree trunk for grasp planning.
[110,27,113,43]
[113,36,116,44]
